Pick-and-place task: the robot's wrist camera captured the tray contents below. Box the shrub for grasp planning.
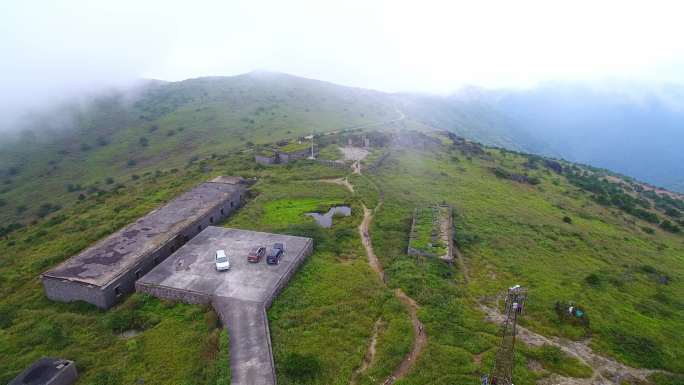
[641,226,655,234]
[609,329,663,368]
[105,177,115,185]
[585,273,602,287]
[0,304,17,329]
[562,216,573,224]
[131,174,140,180]
[36,203,61,218]
[282,353,321,381]
[0,198,5,207]
[127,159,137,167]
[660,220,680,233]
[139,137,149,147]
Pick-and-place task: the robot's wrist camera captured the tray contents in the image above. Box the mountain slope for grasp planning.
[1,126,683,384]
[445,83,684,193]
[0,72,407,224]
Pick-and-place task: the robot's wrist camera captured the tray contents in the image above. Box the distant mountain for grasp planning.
[441,83,684,192]
[3,73,684,226]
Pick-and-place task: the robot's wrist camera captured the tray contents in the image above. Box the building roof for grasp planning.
[43,179,242,288]
[9,357,75,385]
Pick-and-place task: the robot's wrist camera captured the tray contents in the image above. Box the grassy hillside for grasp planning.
[1,75,684,384]
[367,136,684,383]
[0,72,404,225]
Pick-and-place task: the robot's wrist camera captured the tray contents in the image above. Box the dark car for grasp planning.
[266,243,285,265]
[247,246,266,263]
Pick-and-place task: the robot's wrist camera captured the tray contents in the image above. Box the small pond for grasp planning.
[306,206,351,228]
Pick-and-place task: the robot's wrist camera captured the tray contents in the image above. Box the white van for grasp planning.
[215,249,230,271]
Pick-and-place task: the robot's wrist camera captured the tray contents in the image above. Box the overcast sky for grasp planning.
[2,0,684,119]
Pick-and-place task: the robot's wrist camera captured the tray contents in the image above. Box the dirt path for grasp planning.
[480,301,669,385]
[359,203,426,384]
[320,177,354,193]
[350,318,382,385]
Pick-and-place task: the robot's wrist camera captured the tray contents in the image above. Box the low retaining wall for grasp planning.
[135,282,211,305]
[264,238,313,309]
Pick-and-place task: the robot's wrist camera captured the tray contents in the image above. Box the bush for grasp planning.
[282,353,321,381]
[105,177,115,185]
[127,159,137,167]
[139,137,149,147]
[609,329,663,368]
[660,220,680,233]
[0,304,17,329]
[562,216,573,224]
[641,226,655,234]
[37,203,61,218]
[584,273,602,287]
[0,198,5,207]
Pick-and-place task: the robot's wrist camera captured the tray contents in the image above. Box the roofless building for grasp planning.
[41,176,248,309]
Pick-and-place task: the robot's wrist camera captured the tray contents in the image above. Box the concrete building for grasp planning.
[41,176,248,309]
[254,140,317,166]
[9,357,77,385]
[136,227,314,385]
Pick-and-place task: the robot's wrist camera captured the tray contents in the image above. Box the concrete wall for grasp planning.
[263,238,313,309]
[278,149,312,163]
[255,154,277,165]
[44,187,244,309]
[135,282,212,304]
[42,278,108,309]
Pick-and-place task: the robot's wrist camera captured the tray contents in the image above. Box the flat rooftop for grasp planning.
[43,181,242,287]
[136,227,312,304]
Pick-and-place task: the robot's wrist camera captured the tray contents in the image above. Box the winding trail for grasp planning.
[319,177,354,193]
[331,153,425,385]
[359,203,426,384]
[350,318,382,385]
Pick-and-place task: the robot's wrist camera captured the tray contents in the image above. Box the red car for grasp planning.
[247,246,266,263]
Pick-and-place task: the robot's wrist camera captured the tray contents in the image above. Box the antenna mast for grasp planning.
[483,285,527,385]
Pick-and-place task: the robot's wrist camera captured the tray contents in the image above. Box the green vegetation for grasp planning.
[523,344,592,378]
[225,167,412,385]
[367,139,684,383]
[278,140,311,153]
[408,206,448,257]
[317,144,343,160]
[2,73,684,385]
[261,198,346,228]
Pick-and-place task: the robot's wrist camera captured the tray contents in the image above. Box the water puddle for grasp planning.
[306,206,351,228]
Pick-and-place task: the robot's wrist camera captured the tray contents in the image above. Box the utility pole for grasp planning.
[307,128,316,160]
[484,285,527,385]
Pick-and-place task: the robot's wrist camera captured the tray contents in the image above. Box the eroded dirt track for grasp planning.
[359,203,426,384]
[480,301,670,385]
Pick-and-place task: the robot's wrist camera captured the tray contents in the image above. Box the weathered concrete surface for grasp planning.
[213,298,275,385]
[136,227,313,385]
[42,177,246,308]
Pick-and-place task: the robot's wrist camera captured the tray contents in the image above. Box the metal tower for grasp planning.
[484,285,527,385]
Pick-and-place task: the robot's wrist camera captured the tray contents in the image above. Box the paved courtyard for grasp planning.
[136,226,313,385]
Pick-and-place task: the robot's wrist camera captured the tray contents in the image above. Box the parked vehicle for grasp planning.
[266,243,284,265]
[215,250,230,271]
[248,246,266,263]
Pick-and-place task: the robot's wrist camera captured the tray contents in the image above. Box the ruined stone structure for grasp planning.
[9,357,77,385]
[41,176,248,309]
[407,205,454,262]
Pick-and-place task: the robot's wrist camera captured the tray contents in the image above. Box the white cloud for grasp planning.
[1,0,684,111]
